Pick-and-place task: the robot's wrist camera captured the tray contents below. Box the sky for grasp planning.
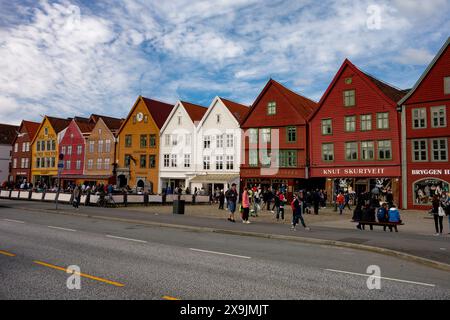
[0,0,449,125]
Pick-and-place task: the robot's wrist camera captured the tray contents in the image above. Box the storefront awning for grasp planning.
[190,174,240,184]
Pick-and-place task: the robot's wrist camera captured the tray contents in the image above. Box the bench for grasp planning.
[351,220,404,232]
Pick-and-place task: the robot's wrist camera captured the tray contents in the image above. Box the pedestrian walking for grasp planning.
[432,194,444,235]
[241,187,250,224]
[291,194,310,231]
[441,192,450,234]
[313,189,320,215]
[72,186,81,209]
[225,184,238,222]
[336,192,345,215]
[277,192,286,220]
[344,192,351,210]
[218,190,225,210]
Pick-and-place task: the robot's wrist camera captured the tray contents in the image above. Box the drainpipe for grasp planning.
[401,104,407,209]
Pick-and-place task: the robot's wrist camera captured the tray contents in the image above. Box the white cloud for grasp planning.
[394,48,435,65]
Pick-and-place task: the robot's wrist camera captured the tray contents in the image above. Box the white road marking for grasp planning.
[324,268,435,287]
[3,219,25,224]
[190,248,251,259]
[47,226,77,232]
[105,235,147,243]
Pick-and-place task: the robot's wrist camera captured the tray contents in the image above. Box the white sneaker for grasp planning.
[246,221,251,224]
[305,227,311,231]
[434,233,440,236]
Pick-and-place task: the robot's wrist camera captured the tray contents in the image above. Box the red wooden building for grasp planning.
[309,59,408,206]
[398,37,450,210]
[10,120,40,185]
[58,117,95,188]
[240,79,317,199]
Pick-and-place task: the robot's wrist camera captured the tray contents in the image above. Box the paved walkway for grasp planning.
[2,199,450,267]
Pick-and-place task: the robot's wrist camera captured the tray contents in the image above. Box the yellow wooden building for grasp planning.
[116,96,173,193]
[31,116,72,187]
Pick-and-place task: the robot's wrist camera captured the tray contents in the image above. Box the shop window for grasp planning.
[414,179,449,205]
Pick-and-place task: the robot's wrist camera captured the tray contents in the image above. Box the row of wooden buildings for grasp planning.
[2,37,449,210]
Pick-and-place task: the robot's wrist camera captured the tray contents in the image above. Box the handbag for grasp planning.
[438,206,445,217]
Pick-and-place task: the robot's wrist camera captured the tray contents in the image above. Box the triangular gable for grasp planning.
[30,116,71,146]
[160,100,206,134]
[309,59,405,121]
[196,96,248,131]
[398,37,450,106]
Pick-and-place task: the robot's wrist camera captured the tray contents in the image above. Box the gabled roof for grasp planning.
[309,59,407,121]
[22,120,40,141]
[0,123,19,145]
[398,37,450,106]
[90,114,124,131]
[180,101,208,122]
[118,96,174,134]
[241,79,318,125]
[219,97,250,122]
[46,116,73,134]
[74,118,95,134]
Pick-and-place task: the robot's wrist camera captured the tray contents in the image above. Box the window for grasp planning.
[21,158,25,168]
[26,142,30,152]
[322,143,334,161]
[177,116,182,125]
[140,135,147,148]
[149,135,156,147]
[67,146,72,155]
[44,127,48,136]
[345,142,358,160]
[261,128,271,143]
[41,141,45,151]
[61,146,66,155]
[412,108,427,128]
[104,159,110,170]
[249,150,258,167]
[216,135,223,148]
[287,127,296,142]
[377,112,389,129]
[98,140,103,153]
[260,149,271,167]
[89,141,94,153]
[172,135,178,146]
[361,141,374,160]
[345,116,356,132]
[21,143,26,152]
[321,119,332,135]
[51,157,55,168]
[412,139,427,161]
[249,129,258,144]
[378,140,392,160]
[125,155,131,168]
[279,150,297,168]
[216,114,221,124]
[47,140,51,151]
[144,115,148,123]
[37,142,41,152]
[125,135,132,147]
[140,155,147,168]
[216,155,223,170]
[203,156,210,170]
[203,136,211,149]
[444,76,450,95]
[149,155,156,168]
[171,154,177,167]
[267,102,276,115]
[96,159,102,170]
[185,134,191,146]
[87,159,93,169]
[184,154,191,168]
[226,155,234,170]
[431,138,448,161]
[36,158,41,168]
[414,179,449,205]
[76,160,81,170]
[13,158,17,169]
[66,160,71,170]
[77,145,82,155]
[98,128,102,135]
[105,140,111,152]
[14,143,18,153]
[165,134,170,146]
[360,114,372,131]
[343,90,355,106]
[163,154,170,168]
[226,134,233,148]
[52,140,56,151]
[431,106,446,128]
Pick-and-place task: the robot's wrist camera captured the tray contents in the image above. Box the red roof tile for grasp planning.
[362,71,409,103]
[74,118,95,134]
[181,101,208,122]
[22,120,40,141]
[90,114,124,131]
[0,123,19,145]
[47,116,72,134]
[141,97,174,129]
[219,97,250,122]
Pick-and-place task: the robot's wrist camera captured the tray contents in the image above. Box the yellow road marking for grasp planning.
[33,260,125,287]
[163,295,180,300]
[0,250,16,257]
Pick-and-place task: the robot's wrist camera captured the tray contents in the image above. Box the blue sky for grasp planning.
[0,0,449,125]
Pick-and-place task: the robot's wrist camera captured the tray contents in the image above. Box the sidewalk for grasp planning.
[3,199,450,268]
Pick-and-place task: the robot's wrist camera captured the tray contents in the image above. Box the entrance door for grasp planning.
[118,175,127,188]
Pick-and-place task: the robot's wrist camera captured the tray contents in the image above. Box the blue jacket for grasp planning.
[388,208,401,222]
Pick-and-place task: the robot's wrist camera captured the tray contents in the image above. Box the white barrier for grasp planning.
[31,192,43,200]
[44,193,57,201]
[58,193,72,203]
[19,191,29,199]
[10,191,19,198]
[149,195,162,203]
[0,190,10,198]
[80,195,87,205]
[127,195,144,203]
[90,195,99,204]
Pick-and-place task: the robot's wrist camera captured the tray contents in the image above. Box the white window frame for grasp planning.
[345,116,356,132]
[412,108,427,129]
[98,140,103,153]
[88,159,93,170]
[376,112,389,129]
[431,138,448,162]
[360,114,372,131]
[163,154,170,168]
[89,141,95,153]
[97,158,102,170]
[412,139,428,162]
[203,156,210,170]
[431,106,447,128]
[261,128,271,143]
[77,145,82,155]
[216,155,223,170]
[216,134,224,148]
[105,140,111,153]
[226,134,233,148]
[203,136,211,149]
[104,158,110,170]
[361,141,374,160]
[444,76,450,95]
[171,154,177,167]
[76,160,81,170]
[226,155,234,170]
[184,154,191,168]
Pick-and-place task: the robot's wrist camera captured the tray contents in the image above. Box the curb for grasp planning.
[14,206,450,272]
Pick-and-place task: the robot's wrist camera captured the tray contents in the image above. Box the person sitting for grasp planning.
[388,205,401,232]
[377,203,389,231]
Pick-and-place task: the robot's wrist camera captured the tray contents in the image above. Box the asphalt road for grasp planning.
[0,204,449,299]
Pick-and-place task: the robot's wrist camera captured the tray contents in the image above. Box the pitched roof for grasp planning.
[22,120,40,141]
[398,37,450,106]
[362,71,408,103]
[90,114,124,131]
[74,118,95,134]
[180,101,208,122]
[46,116,72,134]
[0,123,19,145]
[219,97,250,122]
[141,97,174,129]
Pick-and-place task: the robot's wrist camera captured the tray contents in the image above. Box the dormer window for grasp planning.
[267,102,276,115]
